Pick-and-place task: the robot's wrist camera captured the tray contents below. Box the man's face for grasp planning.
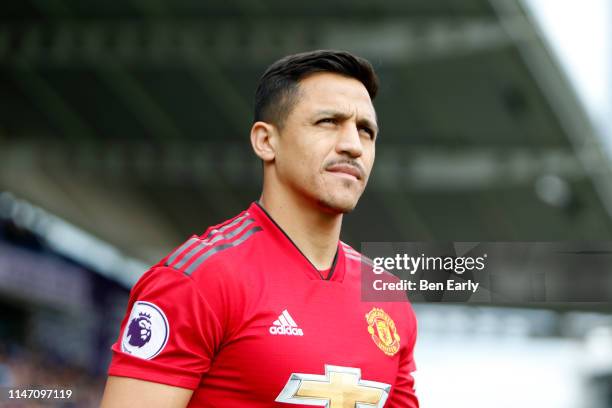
[273,72,378,214]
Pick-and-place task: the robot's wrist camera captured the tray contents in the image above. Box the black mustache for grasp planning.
[325,160,365,175]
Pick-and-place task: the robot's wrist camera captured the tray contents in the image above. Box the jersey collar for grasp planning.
[249,201,346,282]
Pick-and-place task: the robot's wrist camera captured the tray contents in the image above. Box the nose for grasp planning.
[335,122,363,158]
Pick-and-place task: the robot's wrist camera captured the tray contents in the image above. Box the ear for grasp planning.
[250,121,277,162]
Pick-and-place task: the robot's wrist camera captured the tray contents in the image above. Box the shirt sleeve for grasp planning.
[107,265,224,390]
[386,302,419,408]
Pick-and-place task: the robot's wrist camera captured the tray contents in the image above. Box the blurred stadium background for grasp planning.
[1,0,611,406]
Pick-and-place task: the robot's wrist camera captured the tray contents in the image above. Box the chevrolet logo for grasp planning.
[276,365,391,407]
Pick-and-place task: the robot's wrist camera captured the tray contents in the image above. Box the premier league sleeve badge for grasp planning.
[121,301,170,360]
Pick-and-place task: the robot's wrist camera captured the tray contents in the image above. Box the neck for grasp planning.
[259,187,342,271]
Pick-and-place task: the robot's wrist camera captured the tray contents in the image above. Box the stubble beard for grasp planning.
[316,179,362,214]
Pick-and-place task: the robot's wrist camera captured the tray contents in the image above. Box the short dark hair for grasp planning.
[254,50,379,128]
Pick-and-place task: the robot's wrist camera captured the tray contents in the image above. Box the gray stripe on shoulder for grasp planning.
[174,218,255,270]
[184,226,262,276]
[201,213,248,240]
[165,237,199,266]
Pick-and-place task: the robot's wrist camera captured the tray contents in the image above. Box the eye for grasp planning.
[359,126,376,140]
[316,118,337,125]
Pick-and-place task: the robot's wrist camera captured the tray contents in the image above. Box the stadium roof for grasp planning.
[2,0,612,270]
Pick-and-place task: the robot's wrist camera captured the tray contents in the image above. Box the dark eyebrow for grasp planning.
[314,109,379,134]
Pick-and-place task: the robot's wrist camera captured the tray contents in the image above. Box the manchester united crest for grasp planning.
[365,307,400,356]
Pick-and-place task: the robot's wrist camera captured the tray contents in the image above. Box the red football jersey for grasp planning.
[109,202,418,407]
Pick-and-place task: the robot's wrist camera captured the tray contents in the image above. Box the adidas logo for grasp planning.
[269,309,304,336]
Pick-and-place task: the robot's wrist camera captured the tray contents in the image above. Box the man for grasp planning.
[101,50,418,407]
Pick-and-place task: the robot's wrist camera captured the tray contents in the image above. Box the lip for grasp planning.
[326,163,362,180]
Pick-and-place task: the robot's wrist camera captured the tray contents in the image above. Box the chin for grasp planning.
[316,195,359,214]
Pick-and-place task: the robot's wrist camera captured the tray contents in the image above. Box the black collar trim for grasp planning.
[254,201,339,281]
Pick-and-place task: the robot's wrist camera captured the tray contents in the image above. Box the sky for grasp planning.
[523,0,611,145]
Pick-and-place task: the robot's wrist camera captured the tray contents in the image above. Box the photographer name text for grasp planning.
[373,279,479,293]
